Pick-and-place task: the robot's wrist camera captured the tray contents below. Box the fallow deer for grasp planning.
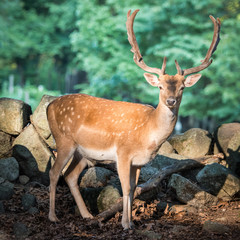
[47,9,221,229]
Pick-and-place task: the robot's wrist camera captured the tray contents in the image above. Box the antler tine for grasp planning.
[175,60,183,75]
[181,15,221,76]
[126,10,164,76]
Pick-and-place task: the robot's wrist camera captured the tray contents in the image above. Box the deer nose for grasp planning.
[166,97,177,107]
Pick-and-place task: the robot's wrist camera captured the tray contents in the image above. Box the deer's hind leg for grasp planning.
[49,138,76,222]
[64,151,93,219]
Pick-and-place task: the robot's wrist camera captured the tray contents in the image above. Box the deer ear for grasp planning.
[184,74,202,87]
[144,73,160,87]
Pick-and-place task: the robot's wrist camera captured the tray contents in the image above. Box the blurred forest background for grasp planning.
[0,0,240,131]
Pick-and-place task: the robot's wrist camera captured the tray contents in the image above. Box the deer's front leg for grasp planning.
[118,159,140,230]
[118,160,131,230]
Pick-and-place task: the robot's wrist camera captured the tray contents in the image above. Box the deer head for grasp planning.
[126,10,221,109]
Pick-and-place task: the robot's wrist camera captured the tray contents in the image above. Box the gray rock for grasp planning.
[21,193,37,211]
[169,128,212,158]
[1,179,14,189]
[139,166,158,183]
[13,222,30,240]
[0,131,14,158]
[0,157,19,182]
[0,98,32,135]
[168,174,201,203]
[168,174,218,206]
[203,220,229,234]
[148,153,186,170]
[97,185,121,212]
[196,163,240,200]
[31,95,58,148]
[80,167,115,188]
[214,123,240,156]
[227,130,240,176]
[0,185,14,200]
[19,175,30,185]
[187,191,218,207]
[28,206,39,215]
[13,124,54,184]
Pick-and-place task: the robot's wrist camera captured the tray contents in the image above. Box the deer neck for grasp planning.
[147,100,179,145]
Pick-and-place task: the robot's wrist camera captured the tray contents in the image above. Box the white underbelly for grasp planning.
[77,145,117,161]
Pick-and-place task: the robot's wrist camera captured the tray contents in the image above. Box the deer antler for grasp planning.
[177,15,221,76]
[126,10,166,76]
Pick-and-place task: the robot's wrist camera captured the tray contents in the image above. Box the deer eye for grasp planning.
[180,86,184,91]
[159,86,163,90]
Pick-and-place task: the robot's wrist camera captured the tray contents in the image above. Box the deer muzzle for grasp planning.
[166,97,177,107]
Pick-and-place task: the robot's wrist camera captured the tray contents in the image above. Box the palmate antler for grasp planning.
[126,10,221,77]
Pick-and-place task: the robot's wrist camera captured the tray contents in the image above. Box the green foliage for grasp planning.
[0,0,77,91]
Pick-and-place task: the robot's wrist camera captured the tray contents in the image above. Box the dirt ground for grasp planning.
[1,183,240,240]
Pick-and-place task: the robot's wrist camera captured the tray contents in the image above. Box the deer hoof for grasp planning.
[49,213,60,222]
[84,213,94,219]
[122,221,135,230]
